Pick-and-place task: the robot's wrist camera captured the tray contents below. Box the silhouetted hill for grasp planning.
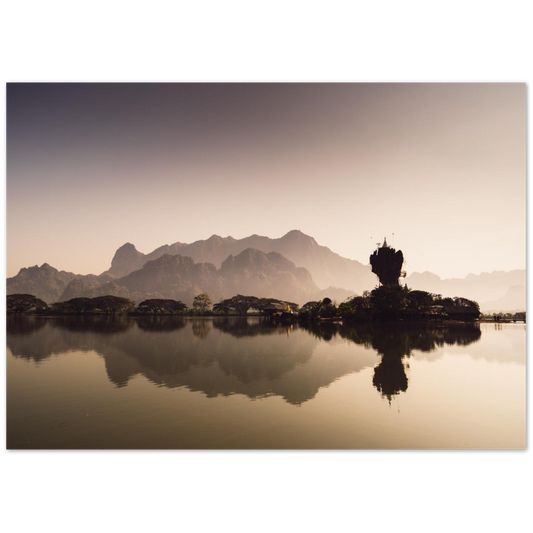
[8,231,525,307]
[108,242,186,278]
[103,230,376,293]
[60,248,319,306]
[218,248,318,302]
[108,243,145,278]
[6,264,98,303]
[406,269,526,307]
[115,254,220,305]
[315,286,356,304]
[480,285,526,312]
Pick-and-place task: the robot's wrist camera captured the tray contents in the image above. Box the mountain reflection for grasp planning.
[7,317,481,404]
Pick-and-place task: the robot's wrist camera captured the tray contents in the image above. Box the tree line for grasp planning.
[6,293,297,317]
[299,286,482,322]
[7,294,194,316]
[7,286,483,322]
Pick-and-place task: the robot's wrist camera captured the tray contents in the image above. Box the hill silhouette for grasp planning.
[7,230,525,310]
[6,263,100,303]
[55,248,319,305]
[406,270,526,311]
[104,230,376,293]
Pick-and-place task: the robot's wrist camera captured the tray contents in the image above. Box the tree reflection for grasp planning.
[299,321,339,342]
[137,316,186,332]
[192,319,212,339]
[50,316,134,334]
[6,316,47,336]
[304,322,481,401]
[7,317,482,405]
[212,317,290,337]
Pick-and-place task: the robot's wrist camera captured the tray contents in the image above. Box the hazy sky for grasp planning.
[6,83,525,279]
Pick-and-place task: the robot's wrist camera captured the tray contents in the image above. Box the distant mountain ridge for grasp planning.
[479,285,526,312]
[7,230,526,311]
[75,248,319,305]
[9,248,320,306]
[105,230,376,293]
[6,264,95,303]
[406,270,526,311]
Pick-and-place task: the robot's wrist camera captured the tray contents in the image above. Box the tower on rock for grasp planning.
[369,238,404,286]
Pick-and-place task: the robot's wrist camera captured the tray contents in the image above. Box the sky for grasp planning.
[6,83,526,279]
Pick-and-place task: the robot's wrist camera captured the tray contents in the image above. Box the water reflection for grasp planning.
[5,316,47,336]
[212,317,292,337]
[53,316,134,334]
[192,318,212,339]
[137,316,186,332]
[7,317,482,404]
[301,322,481,401]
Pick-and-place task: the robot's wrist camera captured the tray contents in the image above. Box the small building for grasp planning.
[262,302,296,319]
[262,302,288,317]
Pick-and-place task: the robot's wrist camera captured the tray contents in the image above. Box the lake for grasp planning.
[6,316,526,449]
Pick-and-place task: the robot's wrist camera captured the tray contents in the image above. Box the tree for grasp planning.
[212,295,256,315]
[193,293,212,314]
[225,295,257,315]
[50,301,75,314]
[213,300,233,315]
[338,295,371,321]
[64,297,93,314]
[298,298,337,320]
[91,296,135,315]
[406,290,435,309]
[299,301,320,320]
[7,294,48,315]
[318,298,337,318]
[444,297,480,320]
[370,285,410,319]
[137,299,187,315]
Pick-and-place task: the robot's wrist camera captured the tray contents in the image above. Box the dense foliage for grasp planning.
[5,289,482,322]
[51,295,136,315]
[136,299,187,315]
[7,294,48,315]
[298,287,480,322]
[298,298,337,320]
[213,295,298,315]
[192,293,213,314]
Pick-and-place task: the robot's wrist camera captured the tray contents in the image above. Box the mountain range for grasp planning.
[6,230,526,311]
[105,230,376,292]
[406,270,526,311]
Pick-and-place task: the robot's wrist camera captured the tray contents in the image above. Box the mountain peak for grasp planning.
[118,242,137,251]
[281,229,314,241]
[21,263,58,273]
[284,229,305,236]
[109,242,145,278]
[408,271,442,281]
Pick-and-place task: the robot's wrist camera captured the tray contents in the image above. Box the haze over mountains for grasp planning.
[105,229,375,291]
[7,230,526,311]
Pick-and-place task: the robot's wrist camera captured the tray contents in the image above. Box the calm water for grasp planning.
[6,316,526,449]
